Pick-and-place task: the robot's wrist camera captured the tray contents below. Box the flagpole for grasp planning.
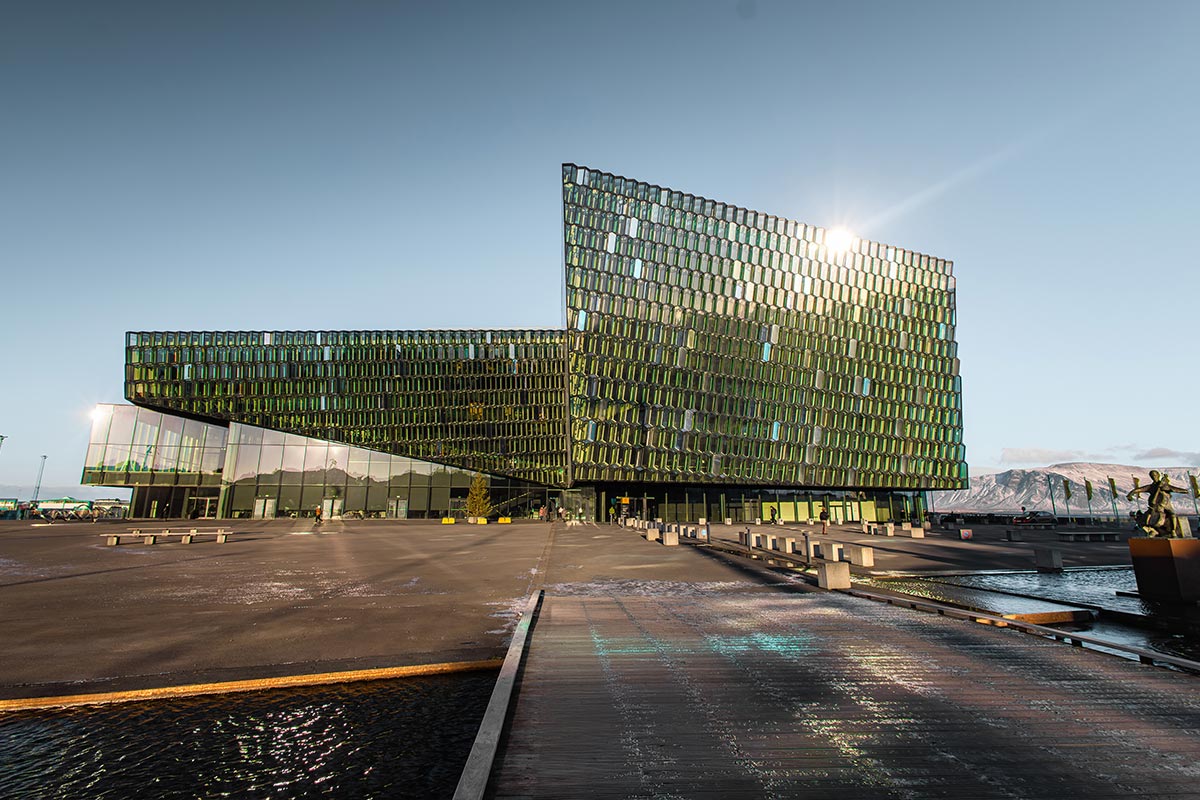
[1108,477,1119,523]
[1047,474,1058,518]
[1189,472,1199,517]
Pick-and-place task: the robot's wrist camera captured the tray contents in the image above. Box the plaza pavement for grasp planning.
[0,516,1136,700]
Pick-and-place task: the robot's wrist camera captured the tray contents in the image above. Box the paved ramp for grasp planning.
[490,589,1200,799]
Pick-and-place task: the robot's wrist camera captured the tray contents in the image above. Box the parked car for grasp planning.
[1013,511,1058,526]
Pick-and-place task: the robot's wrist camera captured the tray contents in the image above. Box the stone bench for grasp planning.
[1056,531,1121,542]
[105,528,231,546]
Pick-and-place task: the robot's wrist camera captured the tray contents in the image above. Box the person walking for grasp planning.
[314,504,323,525]
[819,507,829,535]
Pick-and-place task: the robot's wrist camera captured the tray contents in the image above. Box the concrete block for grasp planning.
[181,534,194,544]
[724,517,732,526]
[698,517,707,525]
[142,534,157,545]
[216,533,229,543]
[739,530,750,547]
[1034,546,1063,572]
[1005,529,1023,542]
[774,536,795,553]
[698,528,709,542]
[844,544,874,567]
[661,530,679,546]
[646,528,660,542]
[884,523,895,536]
[817,541,844,562]
[959,528,973,540]
[106,535,120,546]
[752,533,769,549]
[817,560,852,590]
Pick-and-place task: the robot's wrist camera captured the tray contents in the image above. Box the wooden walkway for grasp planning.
[489,588,1200,799]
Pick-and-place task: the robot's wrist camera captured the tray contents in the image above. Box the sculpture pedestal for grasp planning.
[1129,538,1200,603]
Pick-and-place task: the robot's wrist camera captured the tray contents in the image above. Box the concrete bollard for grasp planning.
[646,528,660,542]
[884,523,895,536]
[106,535,120,546]
[1035,546,1063,573]
[739,530,750,547]
[724,517,732,526]
[774,536,795,553]
[698,517,707,525]
[959,528,973,541]
[1005,529,1023,542]
[817,560,852,590]
[661,530,679,546]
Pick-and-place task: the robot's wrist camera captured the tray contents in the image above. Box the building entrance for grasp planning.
[187,496,218,519]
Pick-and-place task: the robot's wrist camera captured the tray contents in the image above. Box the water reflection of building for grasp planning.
[82,164,967,521]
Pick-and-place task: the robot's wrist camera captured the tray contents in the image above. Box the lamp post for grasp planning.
[32,455,47,503]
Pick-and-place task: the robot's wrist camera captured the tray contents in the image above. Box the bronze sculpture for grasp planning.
[1127,470,1189,538]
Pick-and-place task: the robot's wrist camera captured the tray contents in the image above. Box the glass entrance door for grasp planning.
[188,497,218,519]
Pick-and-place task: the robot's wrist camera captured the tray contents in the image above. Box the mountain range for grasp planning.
[934,463,1200,515]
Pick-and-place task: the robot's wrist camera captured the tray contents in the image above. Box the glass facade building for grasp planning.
[83,164,967,521]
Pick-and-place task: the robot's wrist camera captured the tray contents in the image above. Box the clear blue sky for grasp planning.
[2,0,1198,492]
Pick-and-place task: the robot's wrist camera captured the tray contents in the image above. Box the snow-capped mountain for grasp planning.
[933,463,1199,514]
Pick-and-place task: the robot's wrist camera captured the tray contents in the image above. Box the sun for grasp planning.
[826,227,855,253]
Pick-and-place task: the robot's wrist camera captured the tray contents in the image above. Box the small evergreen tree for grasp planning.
[466,472,493,518]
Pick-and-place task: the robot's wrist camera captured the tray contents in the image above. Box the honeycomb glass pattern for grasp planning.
[125,330,568,487]
[563,164,967,490]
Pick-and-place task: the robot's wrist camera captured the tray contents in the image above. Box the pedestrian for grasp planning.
[314,504,323,525]
[819,507,829,535]
[539,505,547,522]
[769,507,778,525]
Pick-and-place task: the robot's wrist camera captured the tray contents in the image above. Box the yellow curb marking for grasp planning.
[0,658,503,712]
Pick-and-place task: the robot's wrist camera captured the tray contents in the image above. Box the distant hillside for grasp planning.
[934,463,1199,515]
[0,485,132,502]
